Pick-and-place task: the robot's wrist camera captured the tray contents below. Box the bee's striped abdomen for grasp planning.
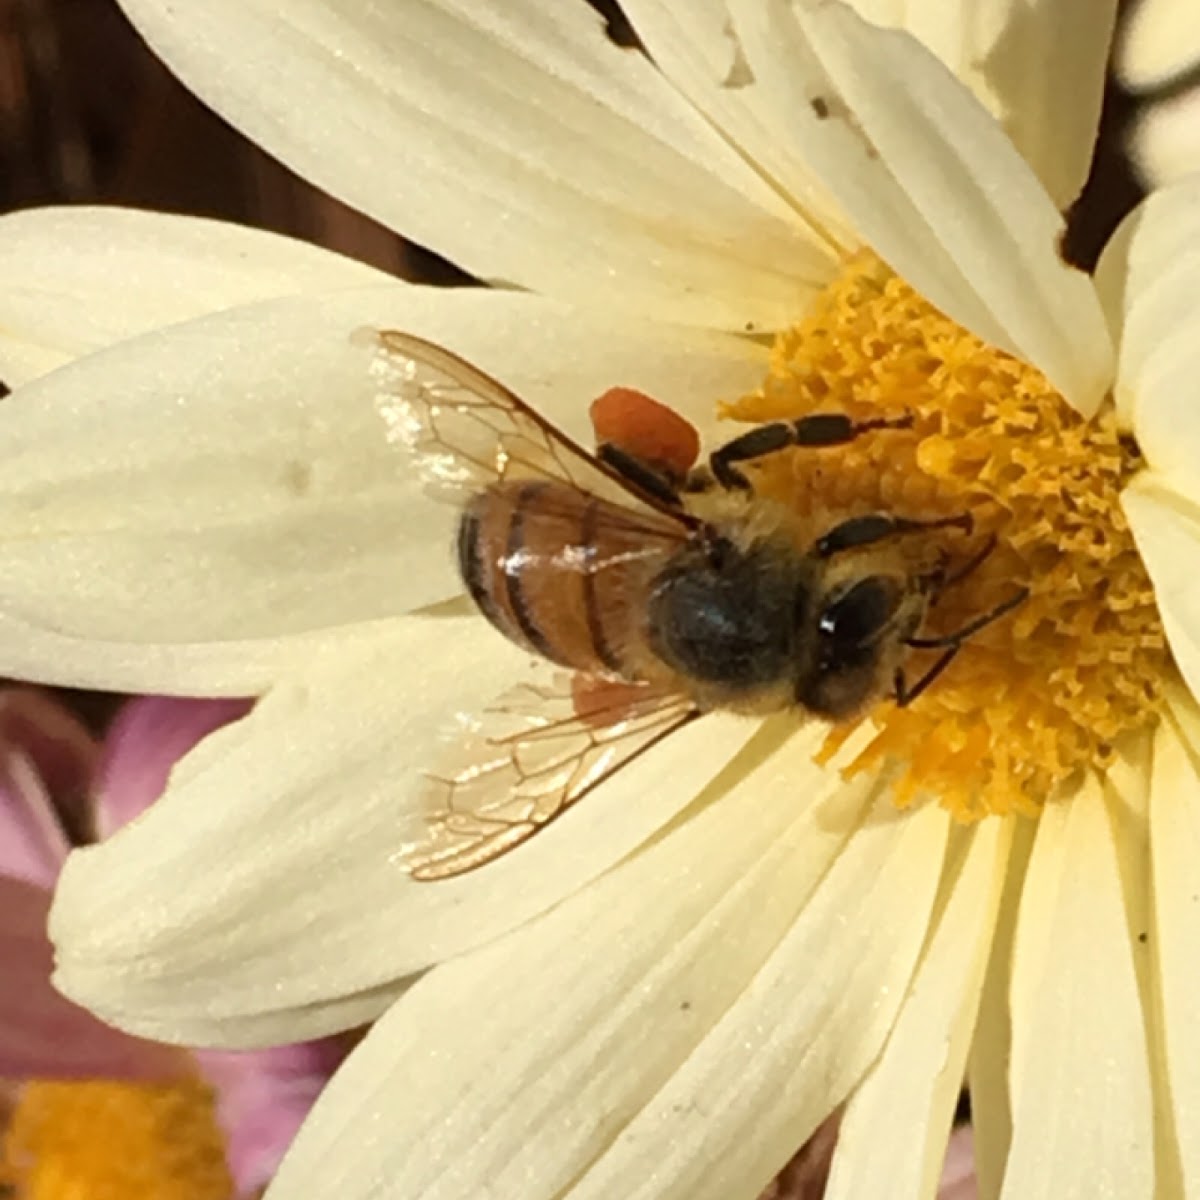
[456,480,668,679]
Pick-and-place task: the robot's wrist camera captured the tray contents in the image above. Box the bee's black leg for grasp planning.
[893,650,959,707]
[710,412,913,490]
[906,587,1029,650]
[893,586,1028,706]
[596,443,683,507]
[938,534,997,589]
[815,512,973,559]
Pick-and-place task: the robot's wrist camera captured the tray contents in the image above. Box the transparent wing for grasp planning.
[396,675,699,881]
[357,327,694,525]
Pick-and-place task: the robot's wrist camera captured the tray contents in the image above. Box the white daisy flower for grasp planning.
[1118,0,1200,183]
[1,1,1195,1198]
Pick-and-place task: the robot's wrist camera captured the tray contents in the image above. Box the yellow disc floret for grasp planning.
[728,252,1167,818]
[1,1079,233,1200]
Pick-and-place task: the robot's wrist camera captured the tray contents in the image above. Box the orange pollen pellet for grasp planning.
[590,386,701,480]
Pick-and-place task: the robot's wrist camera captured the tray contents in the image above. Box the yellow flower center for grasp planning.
[1,1079,233,1200]
[727,253,1168,818]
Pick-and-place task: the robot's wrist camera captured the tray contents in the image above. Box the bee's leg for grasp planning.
[906,586,1029,650]
[596,443,683,507]
[893,650,959,707]
[937,534,996,589]
[681,463,717,495]
[815,512,972,559]
[710,412,913,490]
[893,585,1028,706]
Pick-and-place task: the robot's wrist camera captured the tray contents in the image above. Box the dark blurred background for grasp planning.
[0,0,1148,276]
[0,0,445,279]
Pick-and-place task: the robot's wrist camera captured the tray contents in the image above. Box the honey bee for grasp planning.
[362,330,1024,880]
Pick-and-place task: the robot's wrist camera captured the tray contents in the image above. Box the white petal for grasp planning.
[565,800,949,1200]
[267,758,950,1200]
[818,0,1115,211]
[825,819,1011,1200]
[265,723,875,1200]
[967,817,1036,1200]
[928,0,1114,212]
[1126,90,1200,189]
[0,207,390,387]
[51,614,757,1045]
[0,611,398,698]
[0,286,766,693]
[1152,694,1200,1193]
[112,0,828,331]
[1000,778,1154,1200]
[614,0,861,255]
[1096,175,1200,441]
[1122,478,1200,703]
[623,0,1111,221]
[1100,733,1176,1194]
[1118,0,1200,91]
[727,0,1114,415]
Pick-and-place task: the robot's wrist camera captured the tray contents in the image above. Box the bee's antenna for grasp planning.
[906,586,1029,651]
[940,533,998,590]
[895,585,1030,707]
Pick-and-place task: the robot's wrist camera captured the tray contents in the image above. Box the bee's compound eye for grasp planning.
[818,576,901,650]
[798,575,906,720]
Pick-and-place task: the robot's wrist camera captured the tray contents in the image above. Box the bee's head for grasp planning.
[797,574,917,719]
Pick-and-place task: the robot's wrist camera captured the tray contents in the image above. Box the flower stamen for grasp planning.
[728,253,1167,818]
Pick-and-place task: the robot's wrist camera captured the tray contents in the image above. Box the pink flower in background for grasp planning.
[760,1116,977,1199]
[4,688,981,1199]
[0,689,345,1197]
[936,1127,978,1200]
